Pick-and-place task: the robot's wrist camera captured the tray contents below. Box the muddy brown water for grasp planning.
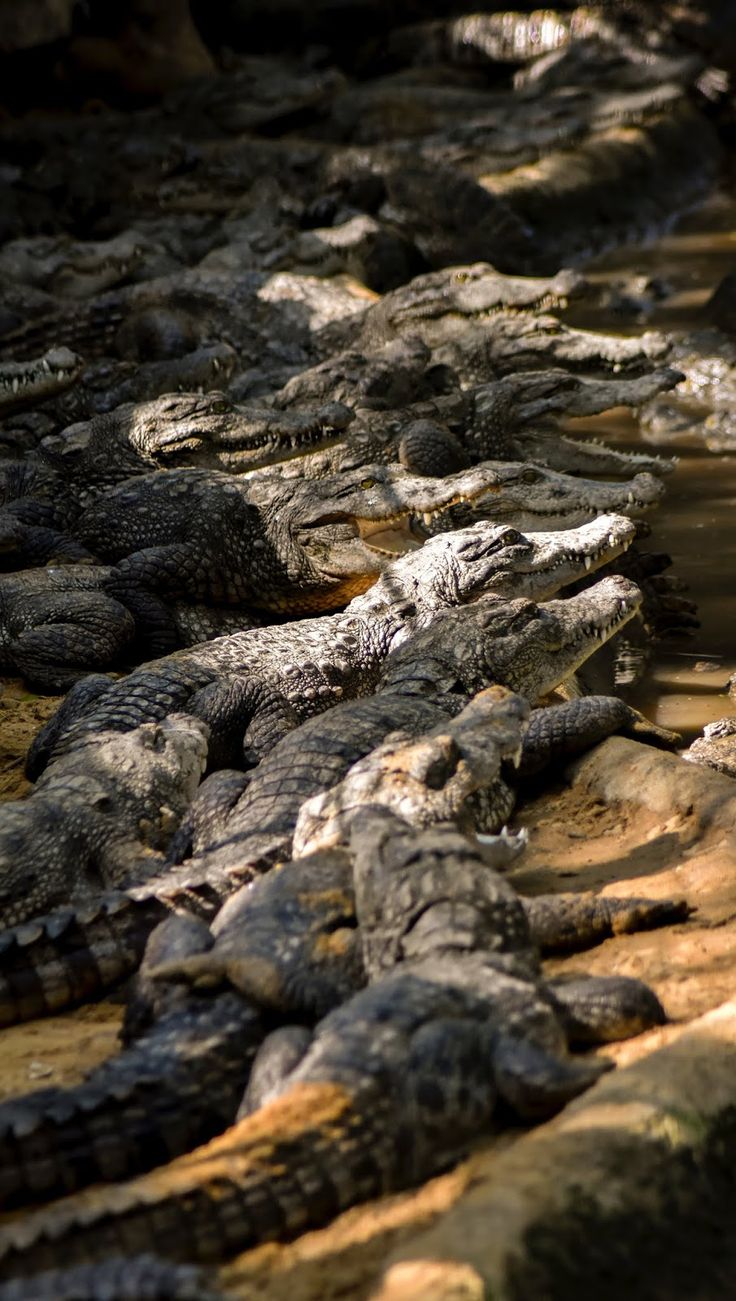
[566,191,736,742]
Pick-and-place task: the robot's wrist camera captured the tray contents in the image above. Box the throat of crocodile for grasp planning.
[254,573,380,614]
[356,488,495,555]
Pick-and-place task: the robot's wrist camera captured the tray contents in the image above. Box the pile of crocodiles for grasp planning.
[0,2,734,1296]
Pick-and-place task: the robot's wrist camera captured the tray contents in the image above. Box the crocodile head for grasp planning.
[455,574,643,701]
[41,392,354,492]
[351,516,639,621]
[0,348,82,416]
[416,460,665,535]
[360,263,586,343]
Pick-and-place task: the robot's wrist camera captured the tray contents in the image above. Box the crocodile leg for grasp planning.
[549,974,668,1044]
[188,675,299,769]
[5,597,135,692]
[523,892,693,955]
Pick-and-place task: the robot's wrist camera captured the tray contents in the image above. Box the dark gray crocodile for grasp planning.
[44,343,238,424]
[0,714,208,928]
[0,847,364,1210]
[0,515,636,1021]
[26,519,643,781]
[270,365,679,480]
[0,813,671,1275]
[0,566,136,691]
[0,562,269,689]
[71,460,663,619]
[0,1256,218,1301]
[39,393,355,494]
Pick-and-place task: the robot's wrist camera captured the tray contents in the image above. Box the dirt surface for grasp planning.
[0,680,61,801]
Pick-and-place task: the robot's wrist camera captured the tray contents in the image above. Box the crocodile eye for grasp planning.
[520,468,540,484]
[360,477,376,489]
[454,271,470,283]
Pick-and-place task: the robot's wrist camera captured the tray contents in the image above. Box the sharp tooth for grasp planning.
[584,555,592,570]
[627,493,634,505]
[12,378,19,393]
[423,512,433,525]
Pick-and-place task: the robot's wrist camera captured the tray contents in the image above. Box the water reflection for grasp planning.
[567,196,736,740]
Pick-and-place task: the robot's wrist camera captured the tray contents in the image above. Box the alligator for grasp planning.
[0,848,366,1210]
[71,460,663,618]
[0,812,671,1276]
[26,520,643,779]
[0,349,82,417]
[0,714,208,928]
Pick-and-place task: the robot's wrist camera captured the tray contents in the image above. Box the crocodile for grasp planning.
[39,393,355,494]
[172,553,645,875]
[683,716,736,779]
[42,343,239,424]
[272,364,679,480]
[0,566,136,691]
[0,1256,218,1301]
[70,460,663,618]
[0,267,366,376]
[0,847,366,1211]
[0,231,170,300]
[0,813,669,1275]
[0,349,82,416]
[0,563,269,690]
[0,516,636,1020]
[26,520,643,779]
[0,714,208,929]
[293,689,681,856]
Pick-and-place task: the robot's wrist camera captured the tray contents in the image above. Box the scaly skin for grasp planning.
[0,850,362,1209]
[0,566,135,691]
[0,892,173,1028]
[0,815,668,1276]
[40,393,355,494]
[73,460,661,616]
[271,366,678,480]
[0,715,208,928]
[338,262,589,352]
[47,343,238,423]
[290,590,647,856]
[27,517,638,776]
[183,546,639,873]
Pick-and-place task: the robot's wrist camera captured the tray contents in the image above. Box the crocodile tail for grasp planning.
[0,995,259,1211]
[0,894,166,1027]
[0,1082,400,1278]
